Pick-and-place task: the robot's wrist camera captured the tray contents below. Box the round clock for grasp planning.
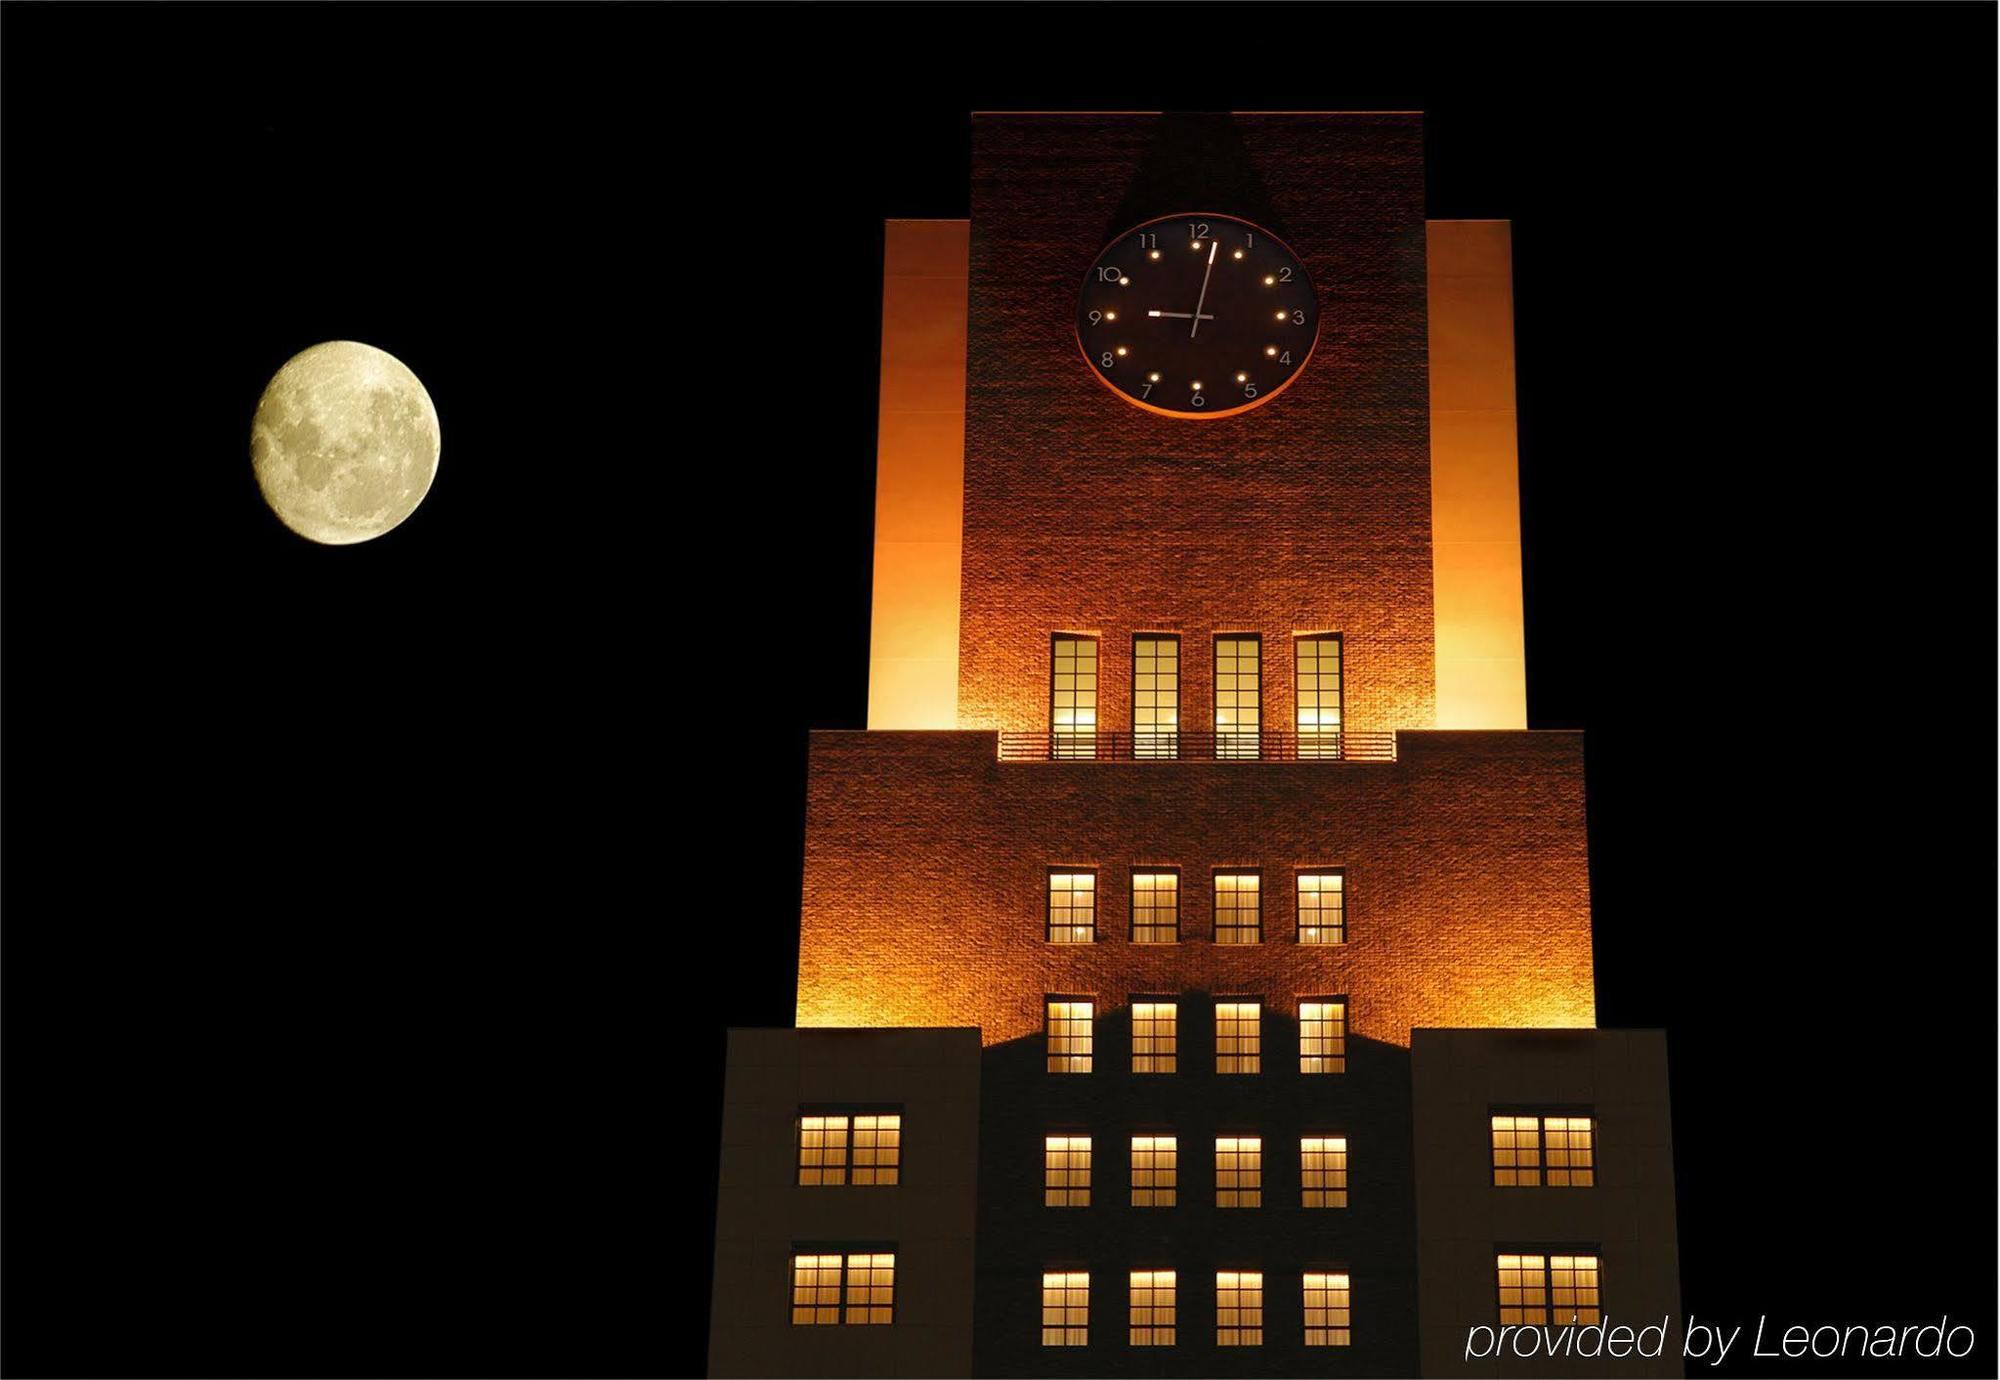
[1075,212,1318,419]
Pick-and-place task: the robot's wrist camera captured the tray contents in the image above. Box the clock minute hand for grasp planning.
[1189,238,1219,339]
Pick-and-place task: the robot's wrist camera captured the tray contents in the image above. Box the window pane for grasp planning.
[1295,636,1343,758]
[1215,1271,1264,1346]
[1042,1271,1089,1346]
[849,1114,900,1186]
[1215,1002,1261,1074]
[1130,1136,1177,1207]
[1215,1137,1262,1208]
[1133,637,1180,759]
[1301,1135,1348,1208]
[1496,1253,1548,1325]
[791,1253,844,1325]
[844,1252,896,1325]
[1052,636,1098,759]
[1304,1272,1352,1346]
[1214,637,1261,758]
[1044,1135,1091,1208]
[1544,1116,1596,1188]
[1550,1255,1601,1325]
[1297,872,1345,945]
[1047,1000,1093,1074]
[1132,1001,1178,1073]
[1492,1114,1542,1187]
[1047,872,1096,944]
[1300,1000,1346,1074]
[798,1115,849,1186]
[1214,873,1262,944]
[1129,1270,1176,1346]
[1131,872,1179,944]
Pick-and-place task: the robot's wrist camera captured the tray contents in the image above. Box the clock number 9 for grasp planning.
[1087,310,1102,326]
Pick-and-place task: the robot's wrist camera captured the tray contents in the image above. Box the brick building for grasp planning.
[709,112,1681,1378]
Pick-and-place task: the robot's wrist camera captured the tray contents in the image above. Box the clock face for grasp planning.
[1075,212,1318,419]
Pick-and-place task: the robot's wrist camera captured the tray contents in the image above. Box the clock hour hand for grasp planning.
[1147,310,1215,320]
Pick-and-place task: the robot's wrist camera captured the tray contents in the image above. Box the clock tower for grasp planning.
[708,112,1684,1379]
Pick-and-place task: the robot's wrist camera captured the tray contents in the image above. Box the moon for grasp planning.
[250,341,440,545]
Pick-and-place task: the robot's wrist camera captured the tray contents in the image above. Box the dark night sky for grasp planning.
[3,5,1994,1377]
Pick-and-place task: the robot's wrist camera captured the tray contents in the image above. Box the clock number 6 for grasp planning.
[1190,392,1207,409]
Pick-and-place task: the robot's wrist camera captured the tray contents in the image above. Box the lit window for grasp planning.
[1133,635,1180,758]
[1042,1271,1089,1346]
[1215,1136,1262,1208]
[1492,1113,1595,1187]
[1130,1135,1177,1207]
[1303,1272,1352,1346]
[1044,1135,1091,1207]
[1214,636,1261,758]
[1046,999,1093,1073]
[1497,1253,1601,1326]
[1052,635,1098,759]
[1296,872,1345,945]
[1301,1136,1348,1208]
[851,1114,901,1185]
[1215,1001,1261,1073]
[1215,1271,1264,1345]
[1130,871,1179,944]
[791,1251,896,1325]
[799,1112,900,1185]
[1047,872,1096,944]
[1295,635,1343,758]
[1131,1000,1178,1073]
[844,1251,897,1325]
[1128,1269,1177,1345]
[1300,999,1346,1074]
[797,1115,849,1186]
[1213,872,1261,944]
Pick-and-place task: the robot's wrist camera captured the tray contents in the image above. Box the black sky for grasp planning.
[3,4,1995,1377]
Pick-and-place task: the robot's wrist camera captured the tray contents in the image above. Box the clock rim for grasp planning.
[1073,210,1321,422]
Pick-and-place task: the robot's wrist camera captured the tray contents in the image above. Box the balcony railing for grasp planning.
[998,730,1398,762]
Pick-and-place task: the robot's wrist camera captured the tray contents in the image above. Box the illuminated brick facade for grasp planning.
[711,112,1681,1379]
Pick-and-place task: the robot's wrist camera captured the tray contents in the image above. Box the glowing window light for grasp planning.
[1303,1273,1352,1346]
[1046,999,1093,1074]
[1300,1000,1346,1074]
[790,1252,897,1325]
[850,1114,900,1185]
[1043,1135,1092,1207]
[1492,1114,1595,1187]
[1214,1137,1262,1208]
[797,1115,849,1185]
[1215,1271,1264,1345]
[1214,1001,1261,1074]
[1297,873,1345,945]
[1131,1000,1177,1072]
[1213,636,1261,758]
[1041,1271,1089,1346]
[1130,1136,1177,1207]
[1132,636,1179,759]
[1129,1269,1177,1345]
[1295,635,1343,757]
[1213,873,1262,945]
[1301,1135,1349,1208]
[1047,872,1096,944]
[1050,634,1097,758]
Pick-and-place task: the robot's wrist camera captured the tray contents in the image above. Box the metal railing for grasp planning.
[997,730,1398,762]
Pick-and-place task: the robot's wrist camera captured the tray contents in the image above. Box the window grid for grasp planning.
[1215,1271,1264,1346]
[1041,1271,1089,1347]
[1130,871,1180,944]
[849,1115,900,1185]
[791,1252,896,1326]
[1301,1136,1349,1208]
[1047,872,1097,945]
[1051,635,1098,759]
[1492,1114,1596,1187]
[1300,999,1347,1074]
[797,1116,849,1186]
[1549,1255,1602,1325]
[1296,872,1345,945]
[1303,1272,1352,1347]
[1496,1253,1547,1325]
[1044,1136,1092,1208]
[1130,1136,1177,1207]
[1046,999,1093,1074]
[1214,872,1262,944]
[1214,636,1261,759]
[1133,636,1180,759]
[1215,1136,1263,1208]
[1215,1001,1262,1074]
[1131,1001,1178,1074]
[1295,635,1343,758]
[1129,1270,1177,1346]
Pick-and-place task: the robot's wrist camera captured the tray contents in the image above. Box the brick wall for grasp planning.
[958,113,1436,738]
[796,730,1595,1047]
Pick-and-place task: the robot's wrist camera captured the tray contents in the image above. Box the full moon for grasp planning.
[250,341,440,544]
